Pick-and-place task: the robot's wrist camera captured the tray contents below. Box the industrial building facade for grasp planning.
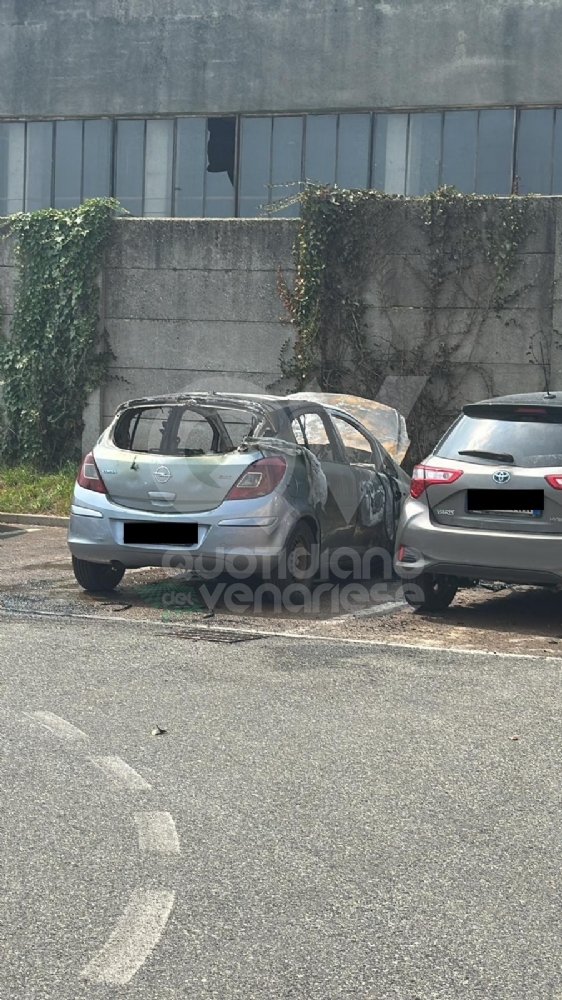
[1,0,562,217]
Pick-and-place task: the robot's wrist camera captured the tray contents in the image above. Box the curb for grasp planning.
[0,511,69,528]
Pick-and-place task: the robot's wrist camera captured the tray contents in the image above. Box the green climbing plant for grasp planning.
[0,198,121,471]
[276,184,534,466]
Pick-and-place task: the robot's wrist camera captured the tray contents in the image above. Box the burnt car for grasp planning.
[67,392,410,591]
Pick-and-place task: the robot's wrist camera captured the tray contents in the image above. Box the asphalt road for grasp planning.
[1,611,562,999]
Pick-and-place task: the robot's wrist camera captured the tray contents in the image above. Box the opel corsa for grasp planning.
[68,392,409,592]
[395,392,562,610]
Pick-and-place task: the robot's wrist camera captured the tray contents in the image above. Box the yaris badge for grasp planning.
[154,466,172,484]
[493,470,511,484]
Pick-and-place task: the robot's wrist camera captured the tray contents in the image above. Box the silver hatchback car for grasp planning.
[68,391,409,592]
[395,392,562,611]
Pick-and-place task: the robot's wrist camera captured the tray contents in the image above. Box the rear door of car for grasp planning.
[289,406,359,547]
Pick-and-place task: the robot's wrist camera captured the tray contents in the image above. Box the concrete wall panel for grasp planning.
[2,1,562,118]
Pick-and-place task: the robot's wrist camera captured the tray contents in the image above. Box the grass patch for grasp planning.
[0,463,76,516]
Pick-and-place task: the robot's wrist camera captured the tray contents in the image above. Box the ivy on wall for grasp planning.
[0,198,121,470]
[277,184,534,467]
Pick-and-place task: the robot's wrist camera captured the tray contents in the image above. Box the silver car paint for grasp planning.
[395,402,562,586]
[68,393,408,573]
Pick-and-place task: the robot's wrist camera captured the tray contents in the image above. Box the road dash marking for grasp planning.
[90,756,151,791]
[134,812,180,854]
[25,711,89,742]
[81,889,175,985]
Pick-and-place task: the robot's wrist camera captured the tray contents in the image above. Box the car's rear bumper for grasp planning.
[67,485,299,574]
[395,501,562,585]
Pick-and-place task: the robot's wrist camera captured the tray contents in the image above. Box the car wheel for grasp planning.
[402,572,458,612]
[72,556,125,592]
[272,521,316,591]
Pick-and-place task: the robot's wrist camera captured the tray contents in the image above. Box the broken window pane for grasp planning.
[442,110,477,192]
[205,118,235,218]
[144,119,174,216]
[372,114,408,194]
[305,115,337,185]
[270,116,303,216]
[239,117,272,217]
[25,121,53,210]
[83,119,112,200]
[336,114,371,189]
[175,117,206,217]
[54,120,83,209]
[406,112,441,195]
[476,109,515,194]
[115,119,145,216]
[516,108,554,194]
[0,122,25,216]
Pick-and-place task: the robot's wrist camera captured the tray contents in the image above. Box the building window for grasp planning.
[373,114,408,195]
[441,110,478,192]
[475,109,515,195]
[205,117,235,217]
[516,108,554,195]
[2,106,562,220]
[0,122,25,216]
[115,119,145,216]
[83,119,112,200]
[54,119,83,209]
[336,114,371,190]
[25,121,53,211]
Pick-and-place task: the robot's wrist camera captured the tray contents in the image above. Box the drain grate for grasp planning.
[169,628,263,644]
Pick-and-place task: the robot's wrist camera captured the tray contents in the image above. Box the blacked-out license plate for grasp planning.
[467,489,544,516]
[123,523,198,546]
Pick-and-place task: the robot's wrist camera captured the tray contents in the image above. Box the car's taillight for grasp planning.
[77,451,107,493]
[545,473,562,490]
[410,464,463,499]
[226,456,287,501]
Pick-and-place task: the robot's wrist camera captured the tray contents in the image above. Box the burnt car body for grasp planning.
[67,392,409,591]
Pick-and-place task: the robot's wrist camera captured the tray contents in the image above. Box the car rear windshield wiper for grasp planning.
[458,449,515,463]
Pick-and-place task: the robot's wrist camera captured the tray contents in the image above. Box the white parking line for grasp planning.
[81,889,175,985]
[25,710,89,742]
[134,812,180,854]
[90,756,152,791]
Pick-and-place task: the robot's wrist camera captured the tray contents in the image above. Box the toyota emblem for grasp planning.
[492,470,511,484]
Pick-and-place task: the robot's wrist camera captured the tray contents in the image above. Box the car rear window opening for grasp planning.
[112,404,266,456]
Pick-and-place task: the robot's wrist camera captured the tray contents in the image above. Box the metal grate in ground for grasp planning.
[169,628,263,644]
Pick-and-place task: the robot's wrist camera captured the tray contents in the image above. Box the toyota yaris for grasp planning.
[395,392,562,611]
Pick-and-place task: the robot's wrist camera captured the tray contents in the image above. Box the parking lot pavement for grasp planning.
[2,523,562,657]
[2,614,562,999]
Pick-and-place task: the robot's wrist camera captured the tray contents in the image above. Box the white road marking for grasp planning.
[2,607,559,661]
[330,599,408,622]
[134,812,180,854]
[25,710,89,742]
[81,889,175,985]
[90,756,152,791]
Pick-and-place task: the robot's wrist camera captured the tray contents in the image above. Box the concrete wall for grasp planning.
[2,205,562,457]
[1,0,562,118]
[97,219,295,433]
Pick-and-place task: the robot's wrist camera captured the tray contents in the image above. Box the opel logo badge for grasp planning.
[154,465,172,484]
[493,470,511,484]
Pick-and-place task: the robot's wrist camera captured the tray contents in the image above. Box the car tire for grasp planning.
[402,572,458,612]
[271,521,317,594]
[72,556,125,592]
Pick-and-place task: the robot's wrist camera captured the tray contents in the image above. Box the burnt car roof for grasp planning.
[112,391,333,418]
